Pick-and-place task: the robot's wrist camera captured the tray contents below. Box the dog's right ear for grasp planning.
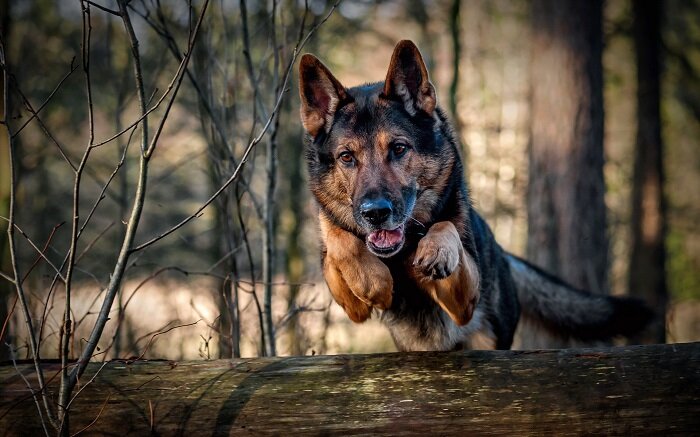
[382,40,436,116]
[299,54,351,138]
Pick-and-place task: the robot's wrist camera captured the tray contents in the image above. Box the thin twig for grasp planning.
[0,222,63,346]
[75,222,115,263]
[2,221,68,283]
[85,0,120,16]
[0,270,14,283]
[69,393,112,437]
[22,222,66,283]
[11,58,79,138]
[149,399,155,433]
[133,320,202,362]
[65,362,109,411]
[5,344,50,437]
[11,78,78,172]
[100,266,188,358]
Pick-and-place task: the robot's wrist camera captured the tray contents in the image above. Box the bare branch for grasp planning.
[58,2,97,429]
[130,0,340,253]
[11,58,79,138]
[0,219,64,349]
[0,270,14,284]
[5,344,51,437]
[85,1,120,16]
[89,15,204,149]
[133,320,202,362]
[68,393,112,437]
[100,266,188,358]
[3,221,68,283]
[119,0,149,154]
[75,222,115,263]
[1,34,57,428]
[12,83,78,172]
[65,362,109,411]
[66,0,211,399]
[22,222,66,283]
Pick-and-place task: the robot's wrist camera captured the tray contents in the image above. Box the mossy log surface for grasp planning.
[1,343,698,436]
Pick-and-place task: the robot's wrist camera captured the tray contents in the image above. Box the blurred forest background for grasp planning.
[1,0,699,363]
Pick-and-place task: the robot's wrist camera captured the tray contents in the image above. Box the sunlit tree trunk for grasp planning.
[629,0,667,344]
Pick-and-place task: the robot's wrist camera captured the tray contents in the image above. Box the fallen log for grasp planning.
[1,343,698,435]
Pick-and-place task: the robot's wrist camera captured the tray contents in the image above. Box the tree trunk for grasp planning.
[527,0,607,295]
[628,0,667,344]
[1,343,698,435]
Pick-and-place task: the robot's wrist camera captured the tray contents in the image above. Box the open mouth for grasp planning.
[366,224,405,257]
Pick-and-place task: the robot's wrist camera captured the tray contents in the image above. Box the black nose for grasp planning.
[360,198,392,226]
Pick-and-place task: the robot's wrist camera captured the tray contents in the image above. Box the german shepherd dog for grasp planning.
[299,40,651,351]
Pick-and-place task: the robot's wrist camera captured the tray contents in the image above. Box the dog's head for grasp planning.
[300,40,453,257]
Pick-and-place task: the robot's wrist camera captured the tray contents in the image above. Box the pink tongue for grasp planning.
[367,226,404,249]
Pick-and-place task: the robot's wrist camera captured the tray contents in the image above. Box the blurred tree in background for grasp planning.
[527,0,608,296]
[629,0,667,344]
[0,0,698,370]
[524,0,608,348]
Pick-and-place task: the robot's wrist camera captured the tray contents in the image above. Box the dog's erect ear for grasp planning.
[299,54,351,138]
[382,40,436,116]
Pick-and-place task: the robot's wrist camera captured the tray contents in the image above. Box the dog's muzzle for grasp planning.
[357,198,406,257]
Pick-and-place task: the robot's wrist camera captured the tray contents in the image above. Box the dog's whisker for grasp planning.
[409,217,426,228]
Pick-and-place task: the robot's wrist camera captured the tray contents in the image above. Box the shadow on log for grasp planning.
[1,343,698,435]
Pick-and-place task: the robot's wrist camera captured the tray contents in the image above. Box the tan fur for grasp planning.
[320,214,394,318]
[322,257,372,323]
[411,221,480,325]
[466,331,497,350]
[412,154,455,228]
[375,130,392,152]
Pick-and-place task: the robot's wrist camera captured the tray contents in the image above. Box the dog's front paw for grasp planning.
[338,253,394,310]
[413,223,460,280]
[409,221,481,326]
[320,214,394,312]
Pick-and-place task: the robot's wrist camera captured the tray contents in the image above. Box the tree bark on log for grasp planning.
[1,343,698,436]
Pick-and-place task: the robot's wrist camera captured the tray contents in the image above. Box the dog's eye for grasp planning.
[392,142,408,158]
[338,151,355,165]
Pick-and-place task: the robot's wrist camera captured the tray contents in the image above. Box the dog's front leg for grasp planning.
[412,221,480,326]
[319,214,394,323]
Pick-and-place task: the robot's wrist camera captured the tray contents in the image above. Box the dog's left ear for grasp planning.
[382,40,437,116]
